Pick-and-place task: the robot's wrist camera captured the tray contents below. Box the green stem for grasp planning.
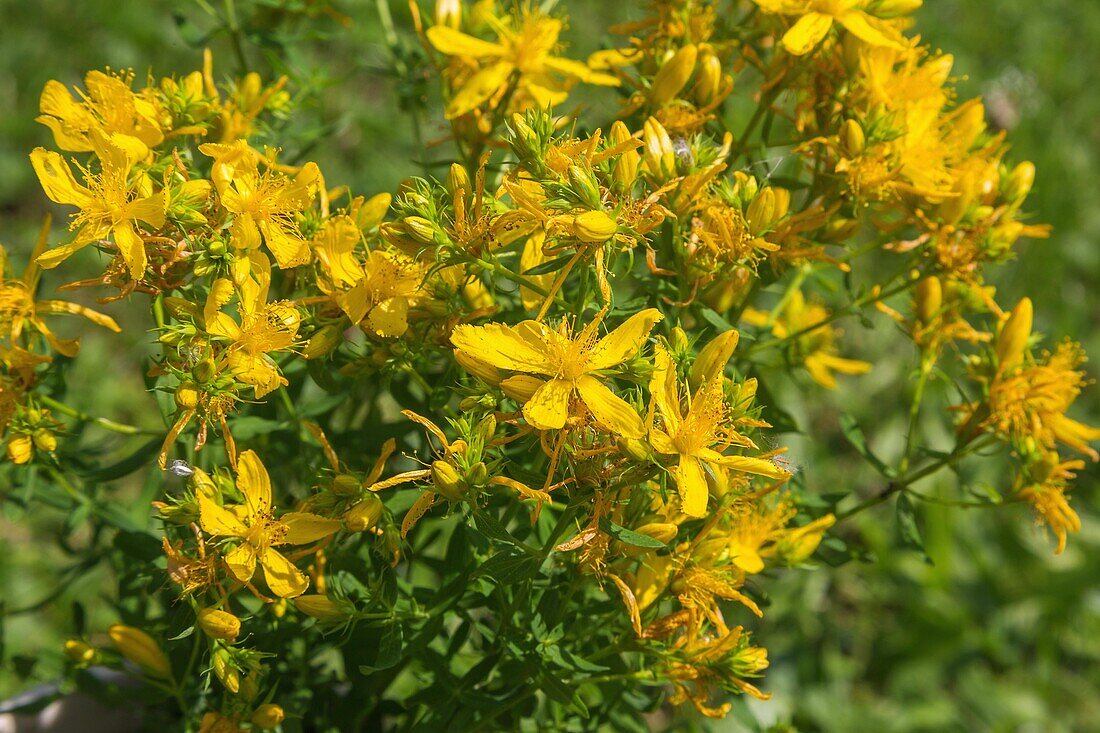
[39,395,158,436]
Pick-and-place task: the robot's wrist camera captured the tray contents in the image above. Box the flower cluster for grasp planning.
[4,0,1095,727]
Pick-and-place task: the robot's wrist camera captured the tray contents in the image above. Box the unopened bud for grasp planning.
[745,188,777,232]
[996,297,1032,372]
[404,216,437,245]
[32,429,57,452]
[572,210,618,243]
[649,44,697,105]
[212,647,239,694]
[914,276,942,326]
[332,474,361,497]
[1003,161,1035,204]
[64,639,96,665]
[108,624,171,679]
[840,119,865,156]
[6,433,32,462]
[198,609,240,642]
[175,382,200,410]
[344,494,383,532]
[692,51,724,105]
[431,460,466,501]
[251,704,286,730]
[303,325,343,359]
[294,594,350,621]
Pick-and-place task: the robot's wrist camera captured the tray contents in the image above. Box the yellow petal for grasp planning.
[451,322,556,375]
[674,455,710,517]
[817,354,873,376]
[649,345,683,435]
[781,12,833,55]
[401,490,437,538]
[576,374,645,439]
[261,548,309,598]
[542,56,620,86]
[837,11,904,50]
[446,61,515,119]
[282,512,342,545]
[197,492,248,538]
[259,220,311,268]
[426,25,505,58]
[35,300,120,332]
[30,148,92,207]
[708,451,790,480]
[237,449,273,517]
[367,297,410,338]
[225,542,257,583]
[335,281,371,325]
[112,220,147,280]
[523,378,573,431]
[125,192,167,229]
[730,543,765,574]
[587,308,663,371]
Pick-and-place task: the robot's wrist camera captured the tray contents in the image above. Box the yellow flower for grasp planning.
[197,450,341,598]
[334,250,427,339]
[743,290,871,389]
[753,0,909,56]
[200,141,320,268]
[31,129,166,279]
[649,344,789,517]
[37,70,164,153]
[1,219,120,358]
[426,7,618,119]
[451,309,662,437]
[1016,452,1083,555]
[205,255,300,398]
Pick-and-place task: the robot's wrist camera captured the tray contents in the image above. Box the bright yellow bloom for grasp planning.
[649,344,789,517]
[334,250,427,338]
[743,291,872,389]
[753,0,910,55]
[31,129,166,279]
[427,7,619,119]
[1,220,120,358]
[451,310,662,437]
[200,141,320,268]
[37,70,164,152]
[1016,452,1083,555]
[197,450,341,598]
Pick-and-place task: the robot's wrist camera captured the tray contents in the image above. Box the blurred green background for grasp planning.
[1,1,1097,730]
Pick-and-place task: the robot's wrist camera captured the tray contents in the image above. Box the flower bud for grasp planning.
[996,297,1032,372]
[212,647,239,694]
[914,276,942,326]
[175,382,201,410]
[692,51,723,105]
[294,594,351,621]
[331,473,361,497]
[193,358,216,383]
[431,460,466,501]
[475,413,497,443]
[650,44,697,105]
[617,437,652,462]
[108,624,172,679]
[567,165,603,209]
[448,163,471,200]
[745,188,777,232]
[670,326,690,353]
[404,216,438,245]
[840,119,865,157]
[32,429,57,452]
[64,639,96,665]
[7,435,33,464]
[303,325,343,359]
[573,210,618,243]
[464,461,489,489]
[344,494,383,532]
[198,608,241,642]
[690,329,740,390]
[642,117,675,179]
[1003,161,1035,204]
[251,704,286,730]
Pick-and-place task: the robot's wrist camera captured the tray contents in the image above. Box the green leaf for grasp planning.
[697,306,735,332]
[838,413,894,477]
[525,253,576,276]
[358,623,404,674]
[78,438,161,483]
[475,548,541,584]
[896,492,931,563]
[598,517,666,549]
[472,509,518,546]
